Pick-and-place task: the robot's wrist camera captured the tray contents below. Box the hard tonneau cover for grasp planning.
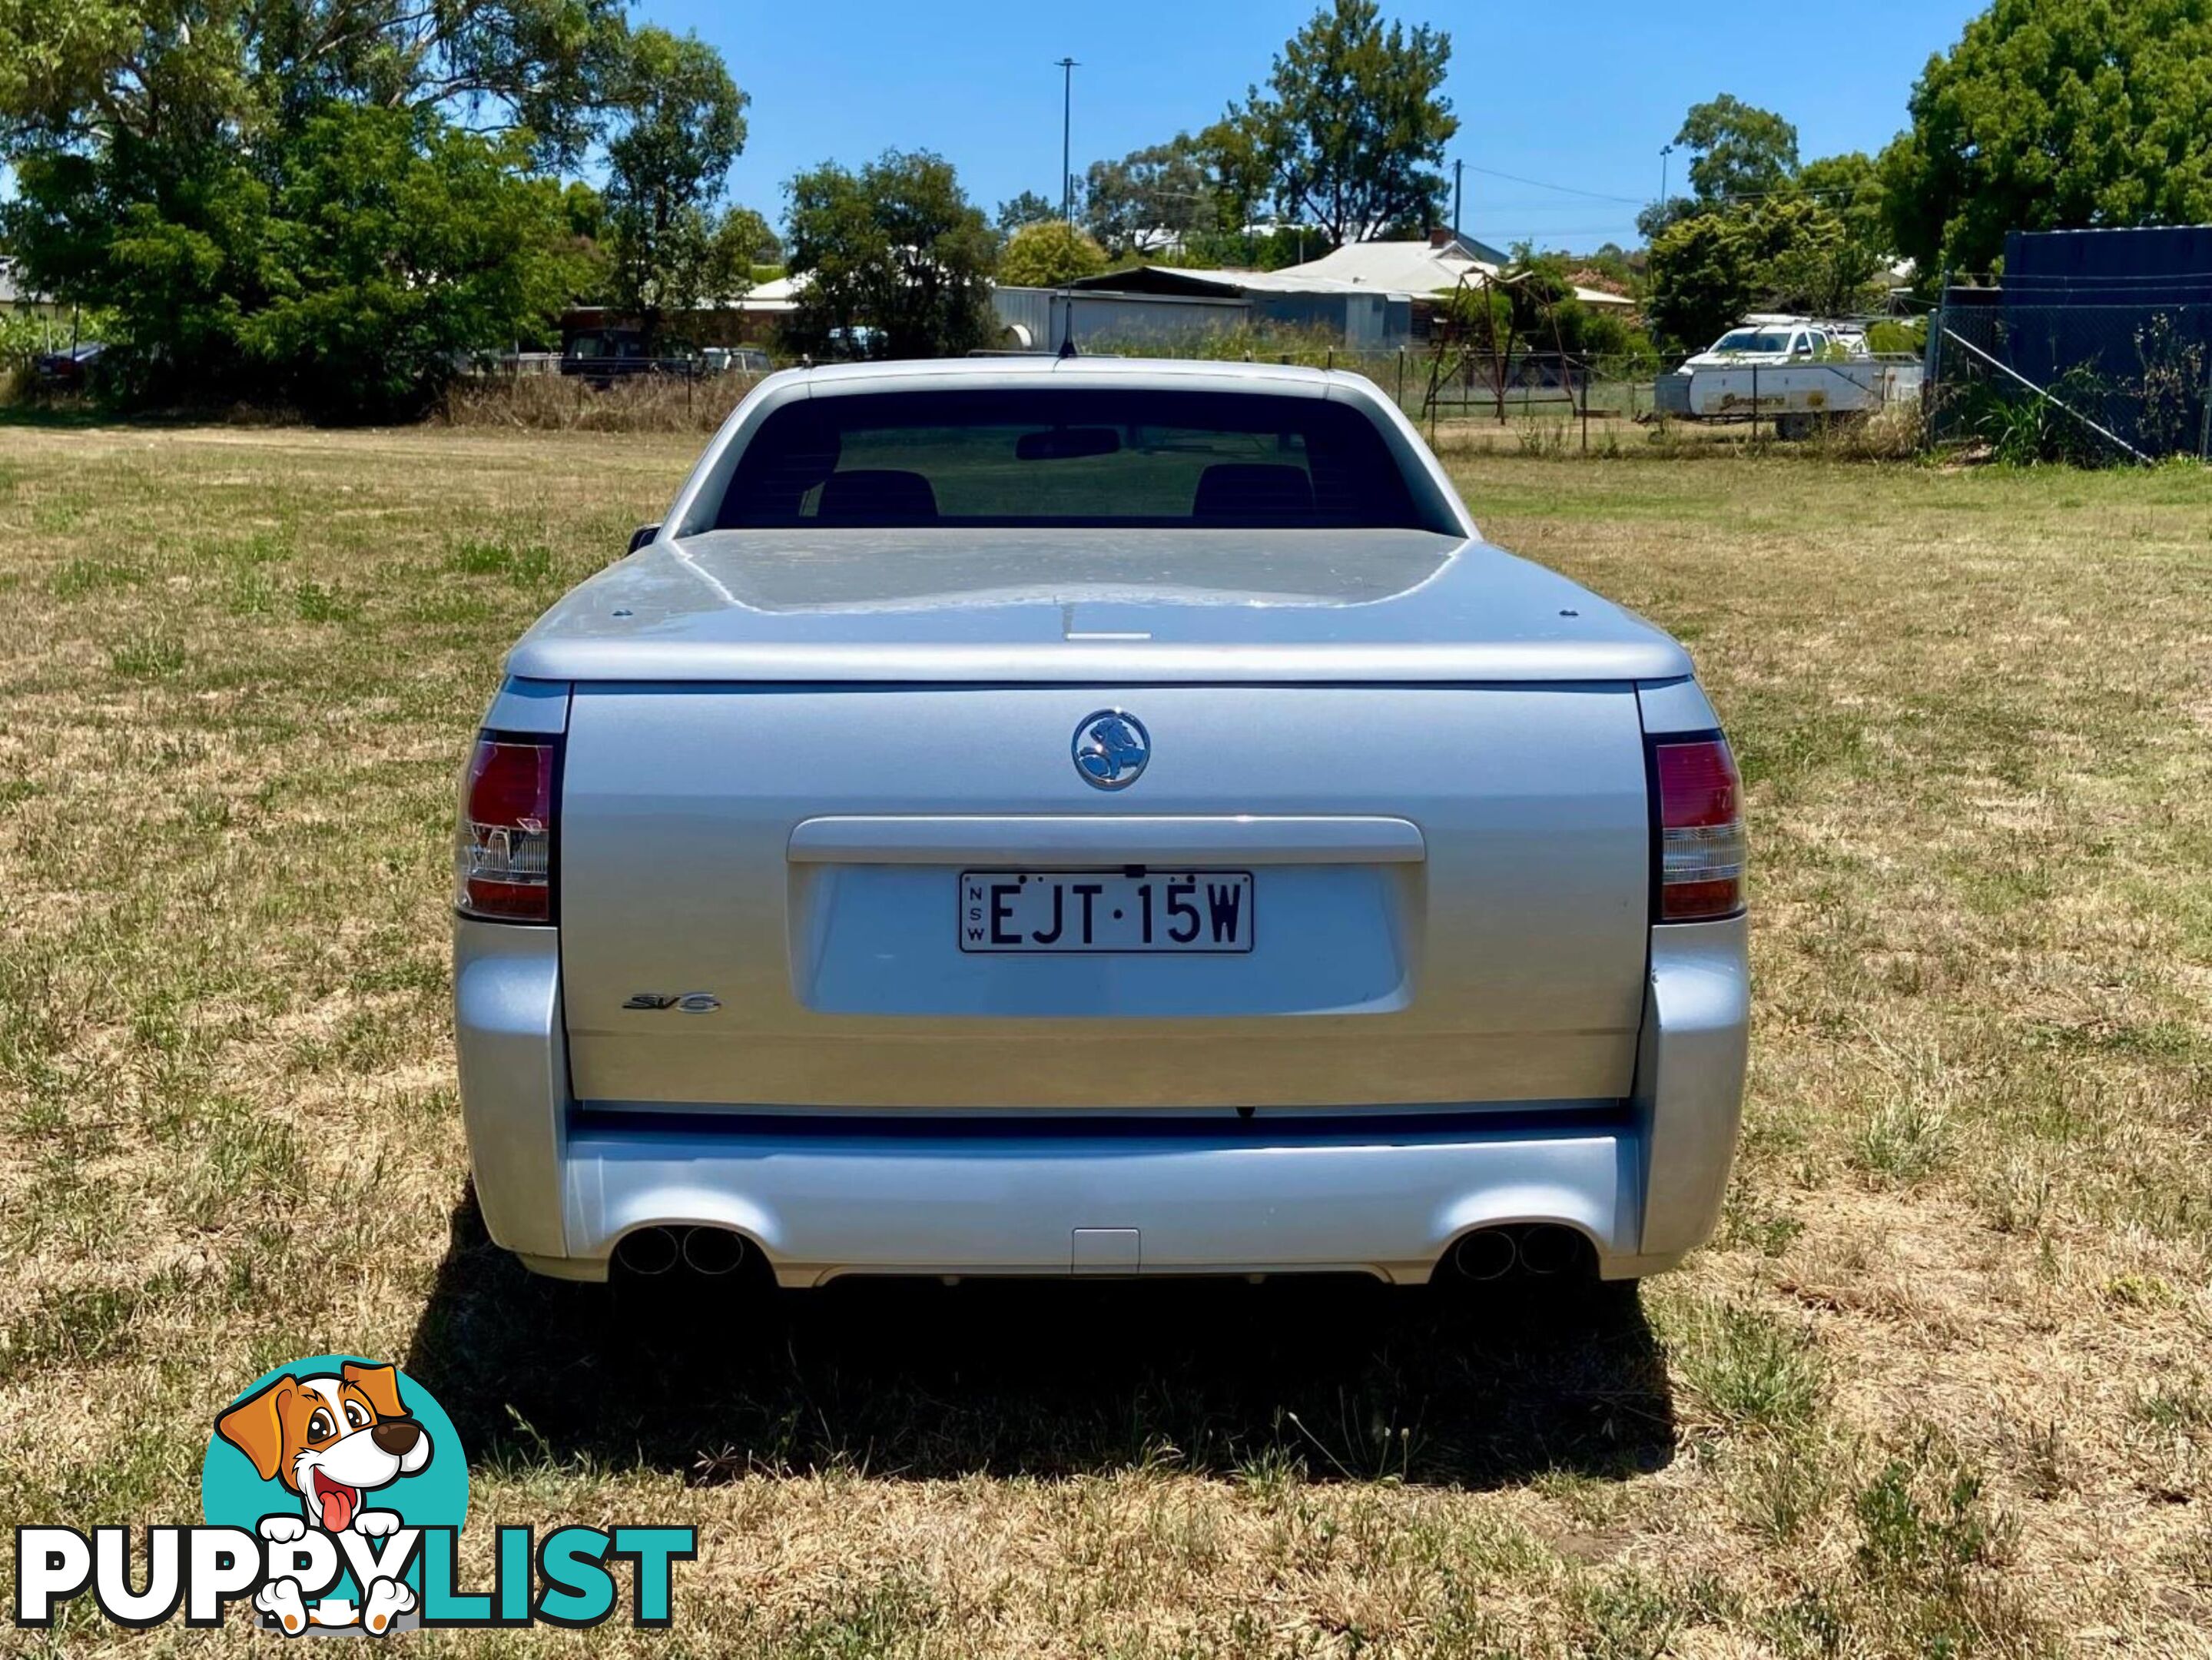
[506,532,1694,685]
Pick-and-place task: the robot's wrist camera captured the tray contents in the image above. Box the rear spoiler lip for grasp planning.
[506,638,1696,685]
[484,676,572,734]
[1634,676,1722,735]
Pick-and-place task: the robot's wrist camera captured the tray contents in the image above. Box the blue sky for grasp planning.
[648,0,1990,251]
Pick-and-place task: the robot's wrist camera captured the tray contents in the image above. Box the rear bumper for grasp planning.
[552,1110,1668,1286]
[453,915,1747,1286]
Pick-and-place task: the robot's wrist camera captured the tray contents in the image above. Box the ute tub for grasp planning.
[454,914,1748,1285]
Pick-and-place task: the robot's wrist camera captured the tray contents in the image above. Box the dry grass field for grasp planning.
[1,421,2208,1658]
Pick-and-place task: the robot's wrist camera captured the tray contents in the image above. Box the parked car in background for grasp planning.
[32,341,105,390]
[701,346,772,376]
[824,325,882,361]
[1663,317,1919,437]
[559,327,701,387]
[1680,319,1862,370]
[453,357,1749,1300]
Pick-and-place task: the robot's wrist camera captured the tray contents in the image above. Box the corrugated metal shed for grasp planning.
[1058,267,1412,347]
[993,284,1252,351]
[990,286,1054,350]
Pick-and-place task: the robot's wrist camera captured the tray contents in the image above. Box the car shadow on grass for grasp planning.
[403,1188,1675,1490]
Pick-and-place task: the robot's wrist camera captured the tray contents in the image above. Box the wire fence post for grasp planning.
[1922,274,1948,453]
[2199,341,2212,462]
[1751,364,1760,447]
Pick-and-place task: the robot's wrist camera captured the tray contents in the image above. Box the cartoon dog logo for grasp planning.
[215,1362,432,1635]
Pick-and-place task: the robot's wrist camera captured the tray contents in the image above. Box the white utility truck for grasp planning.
[1657,317,1923,438]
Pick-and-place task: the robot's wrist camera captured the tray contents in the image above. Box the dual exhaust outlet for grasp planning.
[615,1222,1585,1284]
[1445,1223,1589,1283]
[612,1225,749,1279]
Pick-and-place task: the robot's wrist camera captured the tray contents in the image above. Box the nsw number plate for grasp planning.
[958,871,1254,954]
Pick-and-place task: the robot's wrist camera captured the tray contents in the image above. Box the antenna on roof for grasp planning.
[1057,335,1079,360]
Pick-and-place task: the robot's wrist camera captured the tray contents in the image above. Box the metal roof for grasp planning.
[1274,239,1635,308]
[1063,265,1410,300]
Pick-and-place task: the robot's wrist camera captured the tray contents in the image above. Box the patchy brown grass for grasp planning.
[0,423,2208,1655]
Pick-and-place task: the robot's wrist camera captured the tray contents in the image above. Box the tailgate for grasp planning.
[558,683,1652,1110]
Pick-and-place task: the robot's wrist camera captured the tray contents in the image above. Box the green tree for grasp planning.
[1174,225,1324,271]
[552,180,614,305]
[784,150,998,359]
[1796,150,1890,261]
[1194,115,1274,234]
[8,102,575,417]
[1878,0,2212,277]
[1761,197,1882,316]
[1577,242,1643,291]
[999,221,1108,287]
[1082,135,1215,255]
[710,205,782,274]
[1674,94,1799,203]
[1644,196,1874,354]
[562,181,609,244]
[996,190,1059,232]
[5,132,240,390]
[0,0,690,410]
[1643,212,1765,354]
[601,26,749,346]
[0,0,635,167]
[245,107,578,419]
[1219,0,1458,243]
[1636,196,1700,241]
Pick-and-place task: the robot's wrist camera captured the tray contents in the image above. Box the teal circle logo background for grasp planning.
[201,1354,468,1542]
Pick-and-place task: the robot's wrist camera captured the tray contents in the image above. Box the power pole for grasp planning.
[1056,57,1079,225]
[1660,143,1673,208]
[1452,159,1463,237]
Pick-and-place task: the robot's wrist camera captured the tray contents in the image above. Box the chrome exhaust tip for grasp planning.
[1449,1228,1519,1283]
[679,1227,748,1277]
[612,1226,681,1277]
[1514,1225,1582,1277]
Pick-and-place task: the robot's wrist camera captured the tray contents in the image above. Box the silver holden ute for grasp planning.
[453,357,1747,1296]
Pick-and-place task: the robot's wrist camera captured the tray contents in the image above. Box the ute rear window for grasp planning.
[713,389,1424,530]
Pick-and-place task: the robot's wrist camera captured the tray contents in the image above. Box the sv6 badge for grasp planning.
[621,993,721,1013]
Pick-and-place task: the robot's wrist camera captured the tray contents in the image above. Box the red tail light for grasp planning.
[457,736,558,921]
[1653,737,1745,921]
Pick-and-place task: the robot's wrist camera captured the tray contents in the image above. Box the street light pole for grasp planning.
[1056,57,1079,224]
[1660,143,1673,208]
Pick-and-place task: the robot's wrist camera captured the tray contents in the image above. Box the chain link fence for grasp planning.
[449,332,1940,456]
[1067,340,1931,454]
[1069,342,1715,453]
[1926,285,2212,464]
